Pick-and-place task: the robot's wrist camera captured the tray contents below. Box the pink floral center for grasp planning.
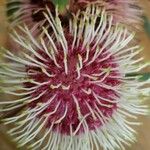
[25,35,122,135]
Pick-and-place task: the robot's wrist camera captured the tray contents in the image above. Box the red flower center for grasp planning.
[25,35,122,135]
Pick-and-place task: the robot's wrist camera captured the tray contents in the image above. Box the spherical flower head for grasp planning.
[0,6,149,150]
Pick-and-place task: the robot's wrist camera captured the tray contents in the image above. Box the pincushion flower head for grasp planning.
[7,0,142,30]
[0,6,149,150]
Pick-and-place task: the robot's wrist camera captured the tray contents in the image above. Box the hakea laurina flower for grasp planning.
[0,6,149,150]
[7,0,142,30]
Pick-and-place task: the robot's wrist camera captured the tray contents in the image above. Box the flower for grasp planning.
[0,6,149,150]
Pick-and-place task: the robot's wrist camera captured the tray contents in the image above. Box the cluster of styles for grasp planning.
[0,0,149,150]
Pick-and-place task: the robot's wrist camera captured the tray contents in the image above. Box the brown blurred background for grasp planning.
[0,0,150,149]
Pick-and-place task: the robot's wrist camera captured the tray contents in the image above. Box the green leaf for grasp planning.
[143,15,150,38]
[51,0,69,13]
[126,73,150,81]
[6,1,21,21]
[138,73,150,81]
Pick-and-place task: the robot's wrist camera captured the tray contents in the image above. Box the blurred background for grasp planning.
[0,0,150,149]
